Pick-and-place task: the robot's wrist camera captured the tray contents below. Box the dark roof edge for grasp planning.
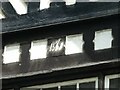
[1,3,120,34]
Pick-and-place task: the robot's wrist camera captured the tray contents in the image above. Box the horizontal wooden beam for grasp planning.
[2,58,120,89]
[2,46,120,79]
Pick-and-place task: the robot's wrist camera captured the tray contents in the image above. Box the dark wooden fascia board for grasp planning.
[2,59,120,89]
[1,2,120,34]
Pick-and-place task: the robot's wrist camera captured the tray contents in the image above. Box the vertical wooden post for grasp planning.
[28,0,40,13]
[20,42,31,73]
[83,30,95,54]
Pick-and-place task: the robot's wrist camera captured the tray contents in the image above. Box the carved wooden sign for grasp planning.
[47,37,65,57]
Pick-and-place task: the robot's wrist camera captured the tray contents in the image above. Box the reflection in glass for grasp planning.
[65,34,83,55]
[79,82,95,90]
[94,29,113,50]
[61,85,76,90]
[110,78,120,89]
[3,44,20,64]
[30,39,47,60]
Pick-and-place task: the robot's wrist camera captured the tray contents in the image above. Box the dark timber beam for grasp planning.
[1,2,120,34]
[1,1,18,18]
[28,0,40,13]
[2,61,120,89]
[2,14,119,80]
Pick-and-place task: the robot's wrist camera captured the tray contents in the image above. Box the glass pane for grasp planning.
[94,29,113,50]
[65,34,83,55]
[42,87,58,90]
[61,85,76,90]
[30,39,47,60]
[79,82,95,89]
[21,87,58,90]
[110,78,120,89]
[3,44,20,64]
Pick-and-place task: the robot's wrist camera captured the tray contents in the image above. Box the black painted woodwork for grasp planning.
[28,0,40,13]
[1,2,120,90]
[1,2,119,34]
[2,13,120,79]
[2,61,120,89]
[1,1,18,18]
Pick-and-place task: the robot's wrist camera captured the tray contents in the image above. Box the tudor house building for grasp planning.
[0,1,120,90]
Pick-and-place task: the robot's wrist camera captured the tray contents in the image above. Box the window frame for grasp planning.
[94,29,113,50]
[65,33,84,55]
[29,39,48,60]
[104,73,120,88]
[2,43,21,64]
[21,77,98,89]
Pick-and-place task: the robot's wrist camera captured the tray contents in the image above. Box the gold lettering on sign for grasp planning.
[49,39,64,52]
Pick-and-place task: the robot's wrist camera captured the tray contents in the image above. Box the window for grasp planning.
[65,34,84,55]
[94,29,113,50]
[61,84,76,90]
[30,39,47,60]
[20,77,98,90]
[105,73,120,89]
[3,44,20,64]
